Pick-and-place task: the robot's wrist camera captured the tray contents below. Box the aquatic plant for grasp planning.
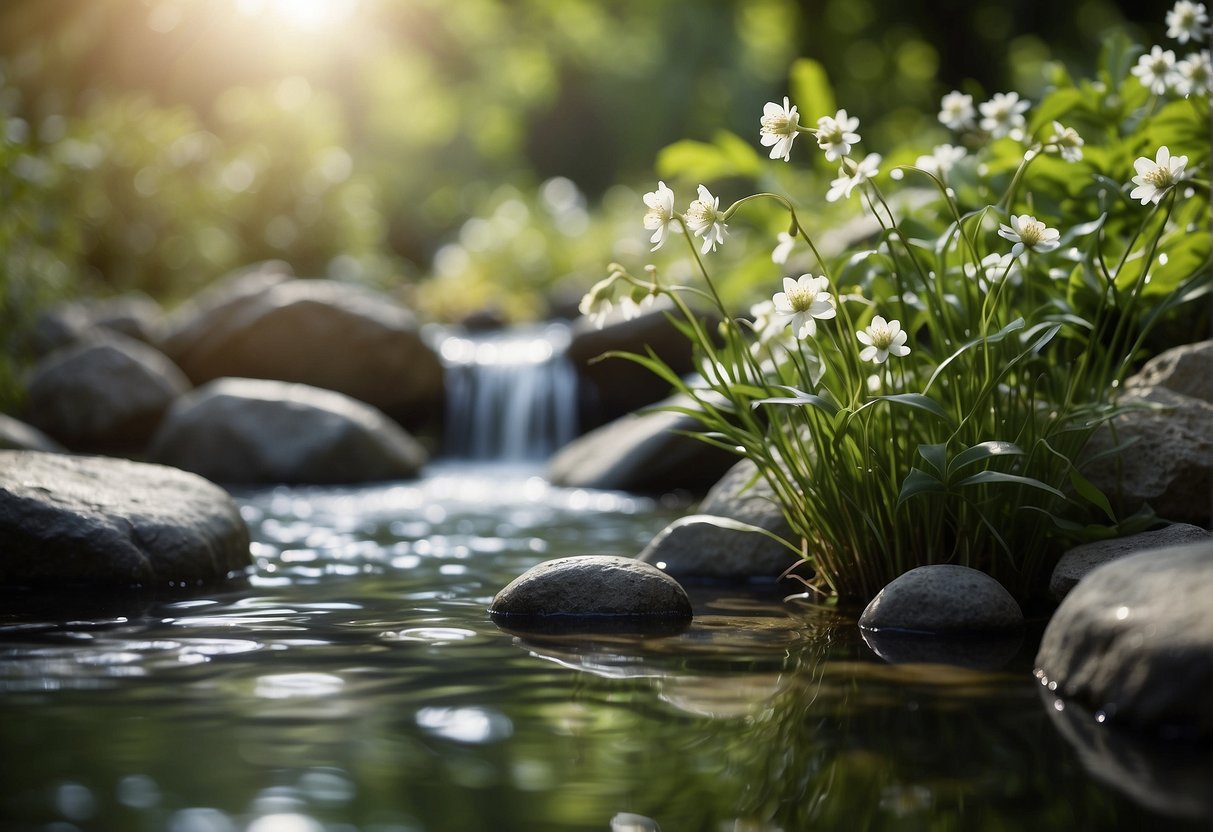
[583,6,1211,601]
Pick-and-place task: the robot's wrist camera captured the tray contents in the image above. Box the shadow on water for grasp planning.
[0,465,1207,831]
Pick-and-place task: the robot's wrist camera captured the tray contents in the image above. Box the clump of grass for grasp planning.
[583,14,1210,601]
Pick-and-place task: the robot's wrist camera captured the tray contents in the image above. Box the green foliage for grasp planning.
[0,108,81,410]
[591,20,1211,601]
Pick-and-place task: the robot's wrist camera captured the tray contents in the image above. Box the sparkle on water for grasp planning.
[0,462,1205,830]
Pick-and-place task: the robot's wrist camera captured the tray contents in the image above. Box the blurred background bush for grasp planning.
[0,0,1174,407]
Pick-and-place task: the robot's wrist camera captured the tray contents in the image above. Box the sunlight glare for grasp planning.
[235,0,359,32]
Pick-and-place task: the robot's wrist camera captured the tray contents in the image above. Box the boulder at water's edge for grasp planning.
[0,451,251,590]
[1035,539,1213,738]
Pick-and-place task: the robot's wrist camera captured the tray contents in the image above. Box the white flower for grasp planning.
[618,292,658,321]
[997,214,1061,257]
[1045,122,1084,163]
[771,231,795,265]
[772,274,836,339]
[578,277,617,329]
[759,96,801,162]
[815,109,860,161]
[1132,45,1178,95]
[826,152,881,202]
[979,92,1030,139]
[966,252,1019,285]
[938,91,976,131]
[856,316,910,364]
[1174,49,1212,96]
[1130,145,1189,205]
[1167,1,1209,43]
[914,144,967,177]
[642,181,677,251]
[684,184,729,254]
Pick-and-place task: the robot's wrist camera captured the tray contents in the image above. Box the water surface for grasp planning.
[0,464,1204,831]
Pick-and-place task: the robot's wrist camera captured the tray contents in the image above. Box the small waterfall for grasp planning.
[439,323,579,461]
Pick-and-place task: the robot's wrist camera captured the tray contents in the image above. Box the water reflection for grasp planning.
[1041,686,1213,821]
[0,466,1205,831]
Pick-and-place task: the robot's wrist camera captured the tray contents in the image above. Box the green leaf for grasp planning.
[789,58,836,122]
[655,130,763,181]
[1028,87,1084,135]
[1097,30,1137,90]
[1069,468,1116,522]
[953,471,1067,500]
[1058,212,1106,246]
[924,317,1025,393]
[870,393,954,427]
[896,467,947,509]
[917,443,947,477]
[949,441,1024,476]
[754,387,840,416]
[754,393,841,416]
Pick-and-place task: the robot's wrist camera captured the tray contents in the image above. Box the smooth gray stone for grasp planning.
[148,377,427,485]
[490,555,692,632]
[859,564,1023,634]
[24,332,190,452]
[159,276,443,429]
[1050,523,1212,599]
[1035,539,1213,737]
[0,413,65,452]
[0,451,250,590]
[547,396,736,495]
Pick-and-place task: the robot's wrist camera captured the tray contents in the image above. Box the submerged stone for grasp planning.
[0,451,251,591]
[859,564,1023,634]
[489,555,692,633]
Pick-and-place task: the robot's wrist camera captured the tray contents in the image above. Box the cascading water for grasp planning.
[438,323,579,461]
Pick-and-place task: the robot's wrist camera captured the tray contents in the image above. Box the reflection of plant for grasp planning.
[585,9,1210,601]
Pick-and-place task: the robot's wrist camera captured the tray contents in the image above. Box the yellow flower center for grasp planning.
[786,283,818,312]
[685,202,715,226]
[1145,166,1174,188]
[1018,219,1047,246]
[762,111,798,136]
[868,324,895,350]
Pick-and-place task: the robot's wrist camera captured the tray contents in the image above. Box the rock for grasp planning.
[31,292,164,356]
[1050,523,1213,600]
[547,395,737,494]
[157,261,294,357]
[147,377,428,485]
[1125,339,1213,404]
[489,555,693,632]
[24,332,190,453]
[568,305,707,427]
[1082,386,1213,526]
[0,413,65,452]
[159,276,444,430]
[638,515,799,583]
[638,458,800,581]
[1034,540,1213,737]
[0,451,251,590]
[859,565,1023,634]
